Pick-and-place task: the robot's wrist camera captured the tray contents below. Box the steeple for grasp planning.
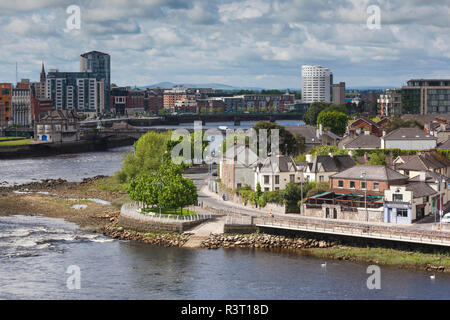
[40,62,46,83]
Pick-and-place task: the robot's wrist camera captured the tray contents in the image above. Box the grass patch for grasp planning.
[307,246,450,270]
[0,138,33,146]
[0,137,24,141]
[96,176,128,193]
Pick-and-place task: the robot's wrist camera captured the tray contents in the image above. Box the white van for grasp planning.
[442,213,450,224]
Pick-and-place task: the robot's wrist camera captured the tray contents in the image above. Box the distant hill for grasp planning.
[141,82,277,91]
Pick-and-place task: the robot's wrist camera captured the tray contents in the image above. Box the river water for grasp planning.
[0,121,449,300]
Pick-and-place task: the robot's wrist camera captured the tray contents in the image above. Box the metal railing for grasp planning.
[121,202,212,223]
[254,217,450,247]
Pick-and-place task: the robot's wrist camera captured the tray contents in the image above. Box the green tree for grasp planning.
[317,111,348,136]
[303,102,331,125]
[382,117,424,133]
[119,131,171,182]
[367,152,387,166]
[252,121,301,156]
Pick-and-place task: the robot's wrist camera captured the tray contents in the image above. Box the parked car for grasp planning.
[442,213,450,224]
[211,169,218,176]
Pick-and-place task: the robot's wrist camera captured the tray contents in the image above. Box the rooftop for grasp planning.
[344,134,381,149]
[397,152,450,171]
[331,165,408,181]
[406,182,437,198]
[309,155,356,173]
[383,127,435,140]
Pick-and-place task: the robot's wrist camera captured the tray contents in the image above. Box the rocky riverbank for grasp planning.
[103,224,190,247]
[201,233,336,249]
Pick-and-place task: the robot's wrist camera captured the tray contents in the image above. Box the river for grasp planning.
[0,122,449,300]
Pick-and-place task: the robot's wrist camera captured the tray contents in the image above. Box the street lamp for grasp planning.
[361,171,368,222]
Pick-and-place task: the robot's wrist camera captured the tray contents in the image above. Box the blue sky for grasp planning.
[0,0,449,89]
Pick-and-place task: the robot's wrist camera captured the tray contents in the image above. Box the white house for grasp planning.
[381,128,437,150]
[255,155,303,191]
[303,154,356,183]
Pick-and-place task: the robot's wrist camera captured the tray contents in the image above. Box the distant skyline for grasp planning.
[0,0,449,88]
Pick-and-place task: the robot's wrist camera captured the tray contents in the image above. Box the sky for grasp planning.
[0,0,449,89]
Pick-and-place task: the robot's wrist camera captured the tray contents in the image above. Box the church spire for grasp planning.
[40,62,46,82]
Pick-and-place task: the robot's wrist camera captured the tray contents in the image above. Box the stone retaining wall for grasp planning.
[223,224,258,234]
[118,215,205,233]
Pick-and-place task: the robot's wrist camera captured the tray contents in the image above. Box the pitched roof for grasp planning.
[437,139,450,150]
[408,171,446,183]
[349,117,379,128]
[310,155,356,173]
[397,153,450,171]
[406,182,437,198]
[344,134,381,149]
[383,127,436,140]
[331,165,408,181]
[259,155,298,173]
[39,110,82,121]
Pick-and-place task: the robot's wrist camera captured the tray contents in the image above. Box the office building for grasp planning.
[402,79,450,114]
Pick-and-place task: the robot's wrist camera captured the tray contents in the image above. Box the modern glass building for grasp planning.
[402,79,450,114]
[80,51,111,113]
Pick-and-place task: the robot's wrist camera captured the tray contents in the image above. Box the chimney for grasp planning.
[419,171,426,182]
[306,154,312,163]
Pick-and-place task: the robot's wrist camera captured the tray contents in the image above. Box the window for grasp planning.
[264,176,270,184]
[338,180,344,188]
[237,183,242,188]
[373,183,380,191]
[361,182,367,190]
[319,176,324,182]
[397,209,408,218]
[290,174,295,183]
[393,194,403,202]
[350,181,356,189]
[264,188,269,192]
[275,175,280,185]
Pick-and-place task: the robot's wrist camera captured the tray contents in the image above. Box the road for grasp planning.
[185,166,449,234]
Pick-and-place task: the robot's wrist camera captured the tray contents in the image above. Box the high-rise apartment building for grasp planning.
[46,70,105,115]
[378,89,402,117]
[301,65,333,103]
[402,79,450,114]
[332,82,346,105]
[80,51,111,113]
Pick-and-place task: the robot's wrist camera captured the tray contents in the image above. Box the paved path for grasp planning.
[182,216,226,248]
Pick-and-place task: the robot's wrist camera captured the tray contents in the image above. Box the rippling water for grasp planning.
[1,215,449,300]
[0,146,133,186]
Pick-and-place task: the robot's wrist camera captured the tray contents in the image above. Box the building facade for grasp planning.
[402,79,450,115]
[0,83,12,128]
[80,51,111,113]
[301,65,333,103]
[378,89,402,117]
[332,82,345,105]
[46,71,105,115]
